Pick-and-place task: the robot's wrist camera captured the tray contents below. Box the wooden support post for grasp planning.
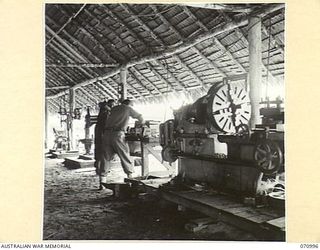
[69,88,75,150]
[248,16,262,129]
[45,99,49,149]
[85,107,91,140]
[120,67,127,101]
[141,142,149,177]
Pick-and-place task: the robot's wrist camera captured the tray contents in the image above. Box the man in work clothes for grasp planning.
[94,99,115,181]
[99,99,144,187]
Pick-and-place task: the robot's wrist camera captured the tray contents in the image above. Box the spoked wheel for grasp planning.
[254,140,283,174]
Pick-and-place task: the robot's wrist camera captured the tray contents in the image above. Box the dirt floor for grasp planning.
[43,157,257,241]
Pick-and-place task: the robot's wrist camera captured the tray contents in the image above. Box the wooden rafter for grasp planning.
[78,8,156,99]
[102,5,147,54]
[78,26,123,63]
[47,25,120,99]
[104,4,186,93]
[180,3,252,13]
[46,3,284,99]
[173,55,207,90]
[154,5,228,78]
[130,66,164,96]
[96,81,118,100]
[261,24,284,54]
[87,7,176,96]
[182,6,247,74]
[46,25,86,63]
[219,11,280,84]
[46,85,70,90]
[87,84,105,101]
[151,60,186,90]
[119,4,161,43]
[145,63,175,92]
[46,67,69,86]
[122,4,207,88]
[107,76,138,100]
[49,8,131,104]
[89,83,110,101]
[88,8,179,99]
[73,93,89,108]
[47,98,59,111]
[46,63,118,68]
[76,88,96,106]
[127,69,155,96]
[79,86,100,104]
[46,15,114,64]
[47,39,93,81]
[46,4,86,46]
[49,51,101,103]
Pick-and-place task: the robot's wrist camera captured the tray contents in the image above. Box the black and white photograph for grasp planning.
[44,3,285,241]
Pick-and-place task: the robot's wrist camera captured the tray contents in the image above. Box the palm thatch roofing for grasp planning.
[45,3,285,113]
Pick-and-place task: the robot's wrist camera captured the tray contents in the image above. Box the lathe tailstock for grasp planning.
[160,75,284,198]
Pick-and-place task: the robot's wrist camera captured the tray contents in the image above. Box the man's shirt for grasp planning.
[104,104,143,131]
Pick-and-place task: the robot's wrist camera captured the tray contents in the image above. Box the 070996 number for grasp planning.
[300,244,319,248]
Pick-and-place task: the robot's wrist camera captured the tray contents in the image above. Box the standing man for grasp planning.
[94,99,115,186]
[99,99,144,187]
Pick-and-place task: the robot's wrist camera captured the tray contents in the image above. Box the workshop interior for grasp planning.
[44,3,285,241]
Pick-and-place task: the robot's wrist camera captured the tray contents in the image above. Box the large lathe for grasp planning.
[160,75,284,198]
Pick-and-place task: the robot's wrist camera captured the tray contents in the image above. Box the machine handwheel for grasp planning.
[161,146,178,164]
[254,140,283,174]
[235,124,251,139]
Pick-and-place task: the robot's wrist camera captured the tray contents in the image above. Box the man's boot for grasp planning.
[99,176,107,190]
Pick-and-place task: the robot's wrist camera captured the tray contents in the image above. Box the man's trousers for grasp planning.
[100,131,133,177]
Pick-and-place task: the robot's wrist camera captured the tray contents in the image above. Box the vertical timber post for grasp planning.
[248,16,262,129]
[120,66,127,102]
[69,88,75,150]
[45,99,48,150]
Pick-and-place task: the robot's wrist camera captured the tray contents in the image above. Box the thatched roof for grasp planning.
[45,3,285,113]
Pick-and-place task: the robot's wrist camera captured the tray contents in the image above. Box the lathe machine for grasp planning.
[160,75,285,200]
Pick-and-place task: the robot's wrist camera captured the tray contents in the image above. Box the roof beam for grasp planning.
[46,15,116,64]
[122,4,207,88]
[153,5,228,77]
[48,55,101,103]
[261,24,284,54]
[48,19,125,103]
[46,4,86,46]
[130,66,164,96]
[180,3,252,13]
[46,85,70,90]
[76,88,97,106]
[46,63,118,68]
[119,4,161,42]
[127,69,155,96]
[46,25,87,63]
[102,5,148,54]
[103,4,192,92]
[219,11,280,84]
[47,98,60,111]
[89,83,111,101]
[56,5,121,64]
[86,7,175,98]
[183,6,246,74]
[46,25,121,98]
[108,76,142,99]
[46,3,284,99]
[96,81,119,100]
[151,60,186,90]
